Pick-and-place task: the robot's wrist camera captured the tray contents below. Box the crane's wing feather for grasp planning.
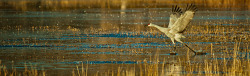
[170,4,197,33]
[168,5,182,28]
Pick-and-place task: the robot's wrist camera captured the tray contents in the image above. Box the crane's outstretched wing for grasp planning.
[168,5,182,28]
[170,4,197,33]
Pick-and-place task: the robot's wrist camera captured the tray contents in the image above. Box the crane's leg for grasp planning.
[171,38,175,44]
[175,38,183,43]
[173,44,176,52]
[175,38,196,54]
[170,38,176,53]
[183,43,197,54]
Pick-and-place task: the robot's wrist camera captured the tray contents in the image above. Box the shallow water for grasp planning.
[0,3,250,75]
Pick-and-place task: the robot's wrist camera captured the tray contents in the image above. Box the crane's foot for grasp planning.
[169,45,178,55]
[169,52,178,55]
[195,52,207,55]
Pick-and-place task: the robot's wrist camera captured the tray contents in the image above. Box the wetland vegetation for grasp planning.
[0,0,249,76]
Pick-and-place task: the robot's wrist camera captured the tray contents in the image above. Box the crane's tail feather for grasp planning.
[175,34,186,39]
[181,35,186,38]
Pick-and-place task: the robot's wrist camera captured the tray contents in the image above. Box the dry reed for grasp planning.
[0,0,249,11]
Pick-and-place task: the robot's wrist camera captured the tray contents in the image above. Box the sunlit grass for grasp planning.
[70,42,249,76]
[1,0,249,11]
[0,5,249,75]
[0,62,45,76]
[0,21,249,75]
[72,21,248,75]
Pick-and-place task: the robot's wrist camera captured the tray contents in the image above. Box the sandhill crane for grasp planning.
[148,4,202,55]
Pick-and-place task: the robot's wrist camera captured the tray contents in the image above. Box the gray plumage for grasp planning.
[148,4,197,44]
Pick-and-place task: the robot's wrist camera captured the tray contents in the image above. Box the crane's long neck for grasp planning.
[149,23,173,38]
[151,24,166,32]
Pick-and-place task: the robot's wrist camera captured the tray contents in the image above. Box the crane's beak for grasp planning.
[144,23,150,27]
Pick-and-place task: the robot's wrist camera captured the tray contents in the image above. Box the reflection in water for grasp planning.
[165,64,182,76]
[120,0,127,15]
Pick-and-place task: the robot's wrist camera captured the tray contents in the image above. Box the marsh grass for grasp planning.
[0,62,45,76]
[66,42,250,76]
[72,63,88,76]
[67,24,250,75]
[82,42,249,76]
[0,22,249,76]
[1,0,249,11]
[0,9,249,76]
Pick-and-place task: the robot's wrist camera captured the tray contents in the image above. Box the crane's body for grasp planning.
[148,23,185,44]
[148,4,199,54]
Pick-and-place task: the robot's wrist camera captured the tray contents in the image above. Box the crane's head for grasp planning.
[147,23,154,27]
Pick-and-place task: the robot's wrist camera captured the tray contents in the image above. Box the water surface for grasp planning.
[0,2,250,75]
